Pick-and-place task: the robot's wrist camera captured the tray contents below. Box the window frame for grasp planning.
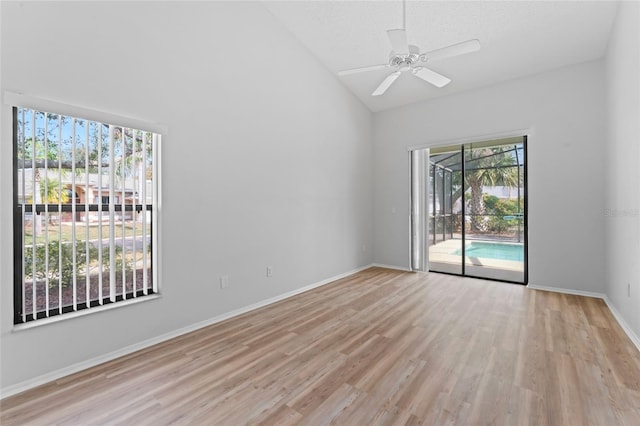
[8,93,164,326]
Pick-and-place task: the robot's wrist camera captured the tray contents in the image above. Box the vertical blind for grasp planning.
[411,148,429,272]
[13,107,159,324]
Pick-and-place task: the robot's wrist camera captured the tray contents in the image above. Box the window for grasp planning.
[13,106,160,324]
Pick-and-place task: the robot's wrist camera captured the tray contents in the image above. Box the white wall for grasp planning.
[604,1,640,340]
[0,2,373,391]
[373,61,607,293]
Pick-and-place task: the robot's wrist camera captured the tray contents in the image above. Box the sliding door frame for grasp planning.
[409,132,529,285]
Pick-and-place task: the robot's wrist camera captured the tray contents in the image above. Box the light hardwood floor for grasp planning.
[2,267,640,425]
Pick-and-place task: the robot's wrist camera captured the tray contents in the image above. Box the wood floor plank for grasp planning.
[2,267,640,425]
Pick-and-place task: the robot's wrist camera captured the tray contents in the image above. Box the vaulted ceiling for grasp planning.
[264,1,619,112]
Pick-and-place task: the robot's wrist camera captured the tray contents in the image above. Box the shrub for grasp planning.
[483,195,523,233]
[24,241,132,287]
[99,245,133,274]
[24,241,89,285]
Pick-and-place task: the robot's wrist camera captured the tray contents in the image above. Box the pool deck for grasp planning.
[429,239,525,282]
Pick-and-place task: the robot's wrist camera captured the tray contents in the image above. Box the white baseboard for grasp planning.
[372,263,413,272]
[527,284,640,353]
[0,264,374,399]
[526,283,605,299]
[603,295,640,353]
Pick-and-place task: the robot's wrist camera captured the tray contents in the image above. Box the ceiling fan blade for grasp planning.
[387,29,409,55]
[338,64,389,76]
[422,39,481,62]
[372,71,401,96]
[412,67,451,88]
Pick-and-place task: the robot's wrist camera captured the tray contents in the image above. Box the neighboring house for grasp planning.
[17,168,151,224]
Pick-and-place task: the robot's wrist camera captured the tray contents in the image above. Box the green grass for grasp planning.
[25,221,151,245]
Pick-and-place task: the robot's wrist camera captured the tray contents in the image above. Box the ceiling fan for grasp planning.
[338,1,481,96]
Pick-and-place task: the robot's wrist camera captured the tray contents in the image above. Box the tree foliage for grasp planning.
[24,242,133,287]
[27,177,70,204]
[483,195,523,234]
[463,146,521,232]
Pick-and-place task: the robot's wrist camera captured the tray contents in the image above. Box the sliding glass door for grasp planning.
[427,149,463,275]
[425,137,527,284]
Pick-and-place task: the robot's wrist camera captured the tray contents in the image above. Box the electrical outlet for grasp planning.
[220,275,229,289]
[362,244,367,252]
[266,266,273,277]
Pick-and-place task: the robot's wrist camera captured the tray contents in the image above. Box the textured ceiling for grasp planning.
[263,1,619,112]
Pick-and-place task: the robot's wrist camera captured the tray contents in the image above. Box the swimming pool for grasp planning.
[454,242,524,262]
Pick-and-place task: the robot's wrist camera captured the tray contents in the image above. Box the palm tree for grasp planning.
[39,177,70,204]
[41,177,70,225]
[464,147,520,232]
[443,146,521,232]
[27,177,70,226]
